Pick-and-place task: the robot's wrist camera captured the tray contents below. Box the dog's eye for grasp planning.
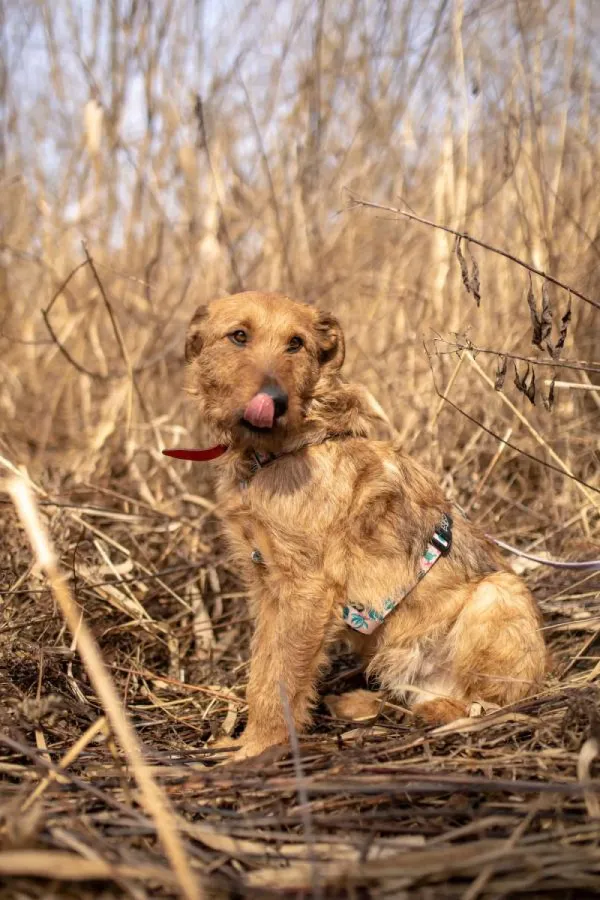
[287,336,304,353]
[229,330,248,346]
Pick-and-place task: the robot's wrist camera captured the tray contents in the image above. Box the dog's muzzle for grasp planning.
[243,382,288,430]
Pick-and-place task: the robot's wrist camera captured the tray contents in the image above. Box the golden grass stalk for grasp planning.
[6,476,203,900]
[0,850,176,887]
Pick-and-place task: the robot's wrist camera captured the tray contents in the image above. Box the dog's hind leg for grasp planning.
[412,571,546,724]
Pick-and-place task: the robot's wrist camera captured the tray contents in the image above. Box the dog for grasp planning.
[179,290,547,760]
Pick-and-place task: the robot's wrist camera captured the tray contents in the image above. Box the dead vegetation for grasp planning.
[1,0,600,896]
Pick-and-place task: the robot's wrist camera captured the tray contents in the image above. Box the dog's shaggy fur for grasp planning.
[184,291,547,760]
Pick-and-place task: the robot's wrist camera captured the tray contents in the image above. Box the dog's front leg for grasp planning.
[234,581,338,761]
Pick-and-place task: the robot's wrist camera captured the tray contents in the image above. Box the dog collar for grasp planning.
[342,513,453,634]
[251,450,279,468]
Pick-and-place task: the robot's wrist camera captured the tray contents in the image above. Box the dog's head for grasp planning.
[184,291,345,447]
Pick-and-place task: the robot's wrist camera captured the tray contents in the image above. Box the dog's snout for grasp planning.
[261,382,288,419]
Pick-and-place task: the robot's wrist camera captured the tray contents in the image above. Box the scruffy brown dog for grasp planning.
[179,290,547,761]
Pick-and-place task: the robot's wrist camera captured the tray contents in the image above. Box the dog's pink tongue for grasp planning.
[244,393,275,428]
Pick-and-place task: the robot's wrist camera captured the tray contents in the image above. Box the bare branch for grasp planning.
[424,343,600,497]
[348,194,600,313]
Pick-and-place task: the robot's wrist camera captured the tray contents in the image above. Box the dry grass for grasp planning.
[1,1,600,897]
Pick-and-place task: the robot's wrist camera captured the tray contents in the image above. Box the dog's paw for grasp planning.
[217,740,287,766]
[411,698,469,725]
[232,741,269,761]
[323,689,383,722]
[209,731,285,765]
[211,734,242,750]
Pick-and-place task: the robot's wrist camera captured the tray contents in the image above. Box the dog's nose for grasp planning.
[261,382,288,419]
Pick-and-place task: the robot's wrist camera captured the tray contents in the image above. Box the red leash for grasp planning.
[162,445,228,461]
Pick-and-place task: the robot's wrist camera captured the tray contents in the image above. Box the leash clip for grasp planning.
[431,513,453,556]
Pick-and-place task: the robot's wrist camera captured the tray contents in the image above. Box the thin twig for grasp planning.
[44,259,90,317]
[279,682,322,900]
[544,380,600,391]
[42,263,109,382]
[347,193,600,312]
[430,352,466,428]
[465,351,599,510]
[21,716,108,812]
[432,337,600,375]
[81,241,135,430]
[424,347,600,496]
[465,426,513,514]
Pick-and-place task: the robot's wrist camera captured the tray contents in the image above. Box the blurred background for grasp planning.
[1,0,598,547]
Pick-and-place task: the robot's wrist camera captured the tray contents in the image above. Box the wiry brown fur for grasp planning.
[184,291,547,760]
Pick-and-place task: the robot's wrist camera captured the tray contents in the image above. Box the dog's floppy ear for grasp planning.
[185,305,209,362]
[314,310,345,372]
